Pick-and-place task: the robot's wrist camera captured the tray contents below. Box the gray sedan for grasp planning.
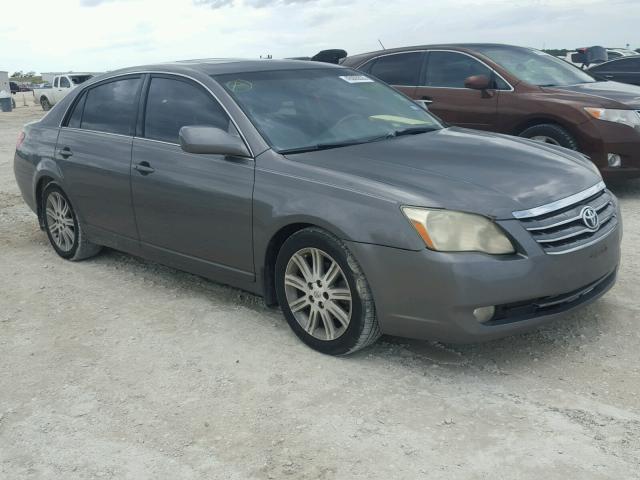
[14,59,621,355]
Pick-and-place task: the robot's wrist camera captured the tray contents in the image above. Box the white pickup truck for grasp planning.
[33,73,95,110]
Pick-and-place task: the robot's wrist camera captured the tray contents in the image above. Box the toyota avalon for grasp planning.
[14,59,621,355]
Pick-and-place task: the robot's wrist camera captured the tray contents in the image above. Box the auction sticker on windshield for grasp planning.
[339,75,374,83]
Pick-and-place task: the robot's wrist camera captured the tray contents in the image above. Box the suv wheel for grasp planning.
[275,227,380,355]
[42,184,101,261]
[519,124,578,150]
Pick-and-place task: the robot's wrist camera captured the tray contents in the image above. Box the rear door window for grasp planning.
[54,77,59,88]
[66,92,87,128]
[143,76,230,144]
[368,52,423,86]
[80,77,141,135]
[424,51,493,88]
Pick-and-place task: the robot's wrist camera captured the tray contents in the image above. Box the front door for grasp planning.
[415,51,503,130]
[131,75,255,283]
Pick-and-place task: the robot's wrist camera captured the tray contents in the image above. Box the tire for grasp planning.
[519,123,578,150]
[275,227,380,355]
[41,183,101,261]
[40,97,51,111]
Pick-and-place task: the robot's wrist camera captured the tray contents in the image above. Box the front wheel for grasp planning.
[519,123,578,150]
[42,184,101,261]
[275,227,380,355]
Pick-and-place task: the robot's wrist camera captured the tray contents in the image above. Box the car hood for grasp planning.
[285,127,601,219]
[546,81,640,109]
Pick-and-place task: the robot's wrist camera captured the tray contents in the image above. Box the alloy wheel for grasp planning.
[530,135,561,146]
[45,192,75,252]
[284,247,353,341]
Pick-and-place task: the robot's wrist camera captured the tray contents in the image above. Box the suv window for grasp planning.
[424,51,493,88]
[593,57,640,72]
[143,77,230,144]
[368,52,423,86]
[80,77,141,135]
[60,76,70,88]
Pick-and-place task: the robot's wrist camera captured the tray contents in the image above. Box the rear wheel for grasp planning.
[40,97,51,111]
[275,227,380,355]
[42,184,101,261]
[519,123,578,150]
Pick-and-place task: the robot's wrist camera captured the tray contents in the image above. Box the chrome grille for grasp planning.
[513,182,618,255]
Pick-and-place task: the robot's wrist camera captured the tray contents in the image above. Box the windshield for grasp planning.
[474,46,596,86]
[215,68,442,153]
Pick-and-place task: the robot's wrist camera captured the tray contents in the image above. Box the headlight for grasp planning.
[402,207,515,254]
[584,107,640,130]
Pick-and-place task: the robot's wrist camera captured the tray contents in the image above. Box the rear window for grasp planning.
[80,77,141,135]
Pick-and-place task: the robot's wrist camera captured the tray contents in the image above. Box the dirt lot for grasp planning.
[1,104,639,480]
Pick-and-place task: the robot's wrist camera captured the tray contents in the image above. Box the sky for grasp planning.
[1,0,639,74]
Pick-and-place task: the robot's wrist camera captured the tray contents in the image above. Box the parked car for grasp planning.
[588,56,640,86]
[9,81,20,94]
[14,60,620,355]
[343,43,640,178]
[33,73,94,111]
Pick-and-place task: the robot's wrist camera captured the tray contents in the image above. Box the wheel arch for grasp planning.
[260,221,355,307]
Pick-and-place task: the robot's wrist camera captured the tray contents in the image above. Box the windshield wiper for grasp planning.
[279,127,437,155]
[392,126,439,137]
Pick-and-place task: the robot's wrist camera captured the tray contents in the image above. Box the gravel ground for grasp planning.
[1,104,639,479]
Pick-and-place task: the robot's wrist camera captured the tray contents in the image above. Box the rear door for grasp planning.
[131,74,255,282]
[56,75,142,243]
[359,51,425,99]
[414,50,504,130]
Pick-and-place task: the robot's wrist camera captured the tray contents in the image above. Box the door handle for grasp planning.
[605,75,614,79]
[59,146,73,159]
[134,161,155,175]
[416,97,433,109]
[421,96,433,103]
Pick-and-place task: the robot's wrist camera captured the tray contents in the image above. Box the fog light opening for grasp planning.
[473,306,495,323]
[607,153,622,168]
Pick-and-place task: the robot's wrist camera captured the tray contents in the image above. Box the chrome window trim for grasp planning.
[61,127,132,139]
[356,49,514,92]
[58,70,254,157]
[512,181,606,219]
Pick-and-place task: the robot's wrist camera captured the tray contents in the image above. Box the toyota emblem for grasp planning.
[580,206,600,231]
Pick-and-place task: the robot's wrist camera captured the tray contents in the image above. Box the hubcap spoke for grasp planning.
[310,248,323,278]
[285,274,308,292]
[319,309,336,340]
[325,301,350,328]
[328,288,351,301]
[323,261,340,287]
[291,254,313,282]
[306,309,319,334]
[289,295,310,313]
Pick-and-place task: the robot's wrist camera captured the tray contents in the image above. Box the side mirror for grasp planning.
[179,125,250,157]
[464,74,491,90]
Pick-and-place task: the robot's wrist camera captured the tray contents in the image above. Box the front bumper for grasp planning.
[581,117,640,179]
[345,206,622,343]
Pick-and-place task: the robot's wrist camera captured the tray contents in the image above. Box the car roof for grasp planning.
[342,43,531,64]
[101,58,344,78]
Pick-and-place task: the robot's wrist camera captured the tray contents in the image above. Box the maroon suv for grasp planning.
[342,44,640,178]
